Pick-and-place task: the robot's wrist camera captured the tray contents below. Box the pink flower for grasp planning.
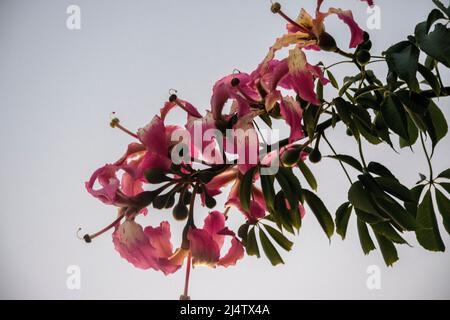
[280,96,305,143]
[260,49,328,106]
[112,218,183,275]
[210,73,259,121]
[187,211,245,267]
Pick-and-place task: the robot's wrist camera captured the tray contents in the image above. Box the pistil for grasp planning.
[270,2,312,36]
[79,212,125,243]
[110,115,139,139]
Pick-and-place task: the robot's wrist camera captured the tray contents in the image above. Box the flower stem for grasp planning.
[181,252,192,300]
[420,132,433,183]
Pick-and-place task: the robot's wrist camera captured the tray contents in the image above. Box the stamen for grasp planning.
[270,2,312,35]
[109,115,139,139]
[79,213,125,243]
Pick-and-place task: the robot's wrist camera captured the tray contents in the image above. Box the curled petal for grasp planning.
[160,99,202,121]
[280,96,305,143]
[85,165,121,205]
[218,238,245,267]
[328,8,364,48]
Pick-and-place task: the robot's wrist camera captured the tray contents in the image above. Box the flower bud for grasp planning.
[173,203,189,221]
[356,49,371,66]
[308,148,322,163]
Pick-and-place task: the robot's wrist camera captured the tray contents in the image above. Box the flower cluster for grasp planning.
[83,0,370,276]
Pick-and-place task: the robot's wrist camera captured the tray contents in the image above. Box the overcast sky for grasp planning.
[1,0,449,299]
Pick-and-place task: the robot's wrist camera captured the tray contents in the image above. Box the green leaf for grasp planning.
[328,154,363,172]
[348,181,384,217]
[326,70,339,89]
[367,162,396,179]
[302,189,335,239]
[427,8,446,31]
[375,177,413,202]
[274,191,297,234]
[438,168,450,179]
[424,99,448,148]
[316,80,324,101]
[357,218,376,255]
[381,94,409,140]
[276,167,301,210]
[404,184,426,218]
[246,227,260,258]
[239,166,257,212]
[259,228,284,266]
[371,222,408,244]
[416,23,450,68]
[260,174,276,211]
[373,195,418,231]
[298,160,317,191]
[385,41,420,91]
[432,0,449,18]
[399,113,419,148]
[417,63,441,96]
[335,202,353,240]
[374,233,399,267]
[263,224,294,251]
[259,113,272,128]
[415,190,445,251]
[333,97,352,125]
[435,189,450,235]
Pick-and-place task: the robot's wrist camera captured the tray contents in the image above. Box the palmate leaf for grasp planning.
[263,224,294,252]
[245,227,260,258]
[435,188,450,235]
[335,202,353,240]
[239,166,257,212]
[357,217,376,255]
[384,41,420,91]
[380,94,410,140]
[416,22,450,68]
[302,189,334,240]
[373,232,399,267]
[327,154,363,172]
[416,190,445,252]
[259,228,284,266]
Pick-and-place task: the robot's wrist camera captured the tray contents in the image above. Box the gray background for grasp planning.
[0,0,449,299]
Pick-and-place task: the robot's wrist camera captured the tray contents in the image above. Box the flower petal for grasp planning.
[280,96,305,143]
[218,237,245,267]
[188,228,221,267]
